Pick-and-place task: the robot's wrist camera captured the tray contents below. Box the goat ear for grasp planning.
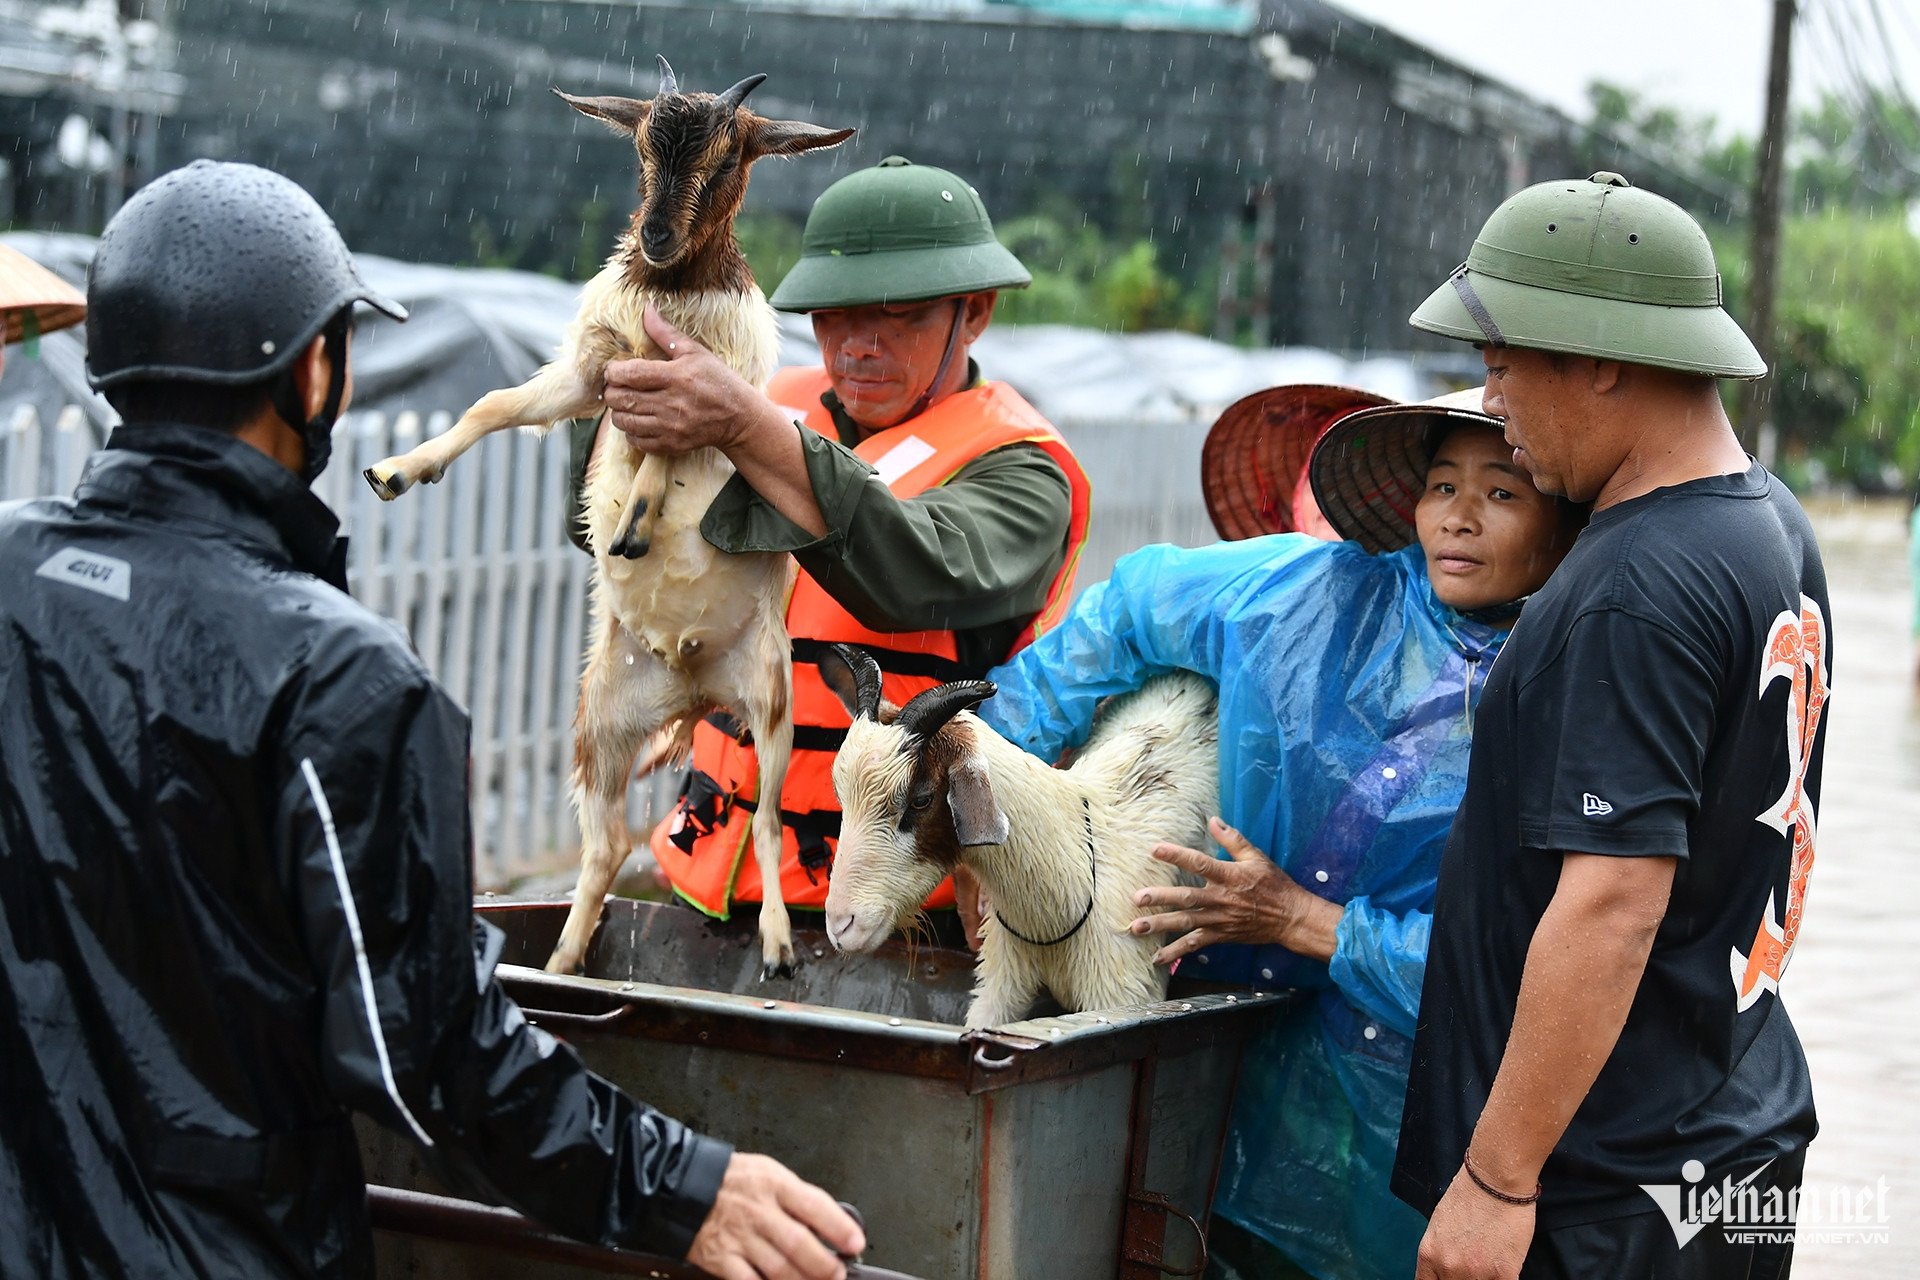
[553,88,651,134]
[947,756,1009,848]
[748,119,857,159]
[818,643,883,721]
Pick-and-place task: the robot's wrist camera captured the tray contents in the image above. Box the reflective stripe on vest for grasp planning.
[652,366,1093,918]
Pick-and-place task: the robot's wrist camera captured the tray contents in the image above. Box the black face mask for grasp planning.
[270,314,352,487]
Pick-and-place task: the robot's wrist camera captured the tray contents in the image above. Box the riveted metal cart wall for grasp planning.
[363,899,1292,1278]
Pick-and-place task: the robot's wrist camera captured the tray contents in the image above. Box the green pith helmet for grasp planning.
[769,156,1031,312]
[1410,172,1765,379]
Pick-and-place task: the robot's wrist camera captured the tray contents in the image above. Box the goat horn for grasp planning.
[656,55,679,97]
[826,644,884,721]
[897,680,997,745]
[717,73,768,111]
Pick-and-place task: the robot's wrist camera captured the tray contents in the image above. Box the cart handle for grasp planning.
[368,1184,930,1280]
[971,1041,1020,1071]
[1122,1190,1210,1277]
[520,1002,639,1032]
[962,1028,1046,1074]
[368,1184,705,1276]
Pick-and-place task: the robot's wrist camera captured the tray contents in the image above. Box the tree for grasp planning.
[1791,88,1920,212]
[1595,80,1920,487]
[1583,81,1754,192]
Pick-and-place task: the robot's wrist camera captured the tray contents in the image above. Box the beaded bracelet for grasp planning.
[1462,1149,1543,1206]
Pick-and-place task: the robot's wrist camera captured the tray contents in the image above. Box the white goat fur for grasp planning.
[365,243,801,977]
[828,675,1218,1029]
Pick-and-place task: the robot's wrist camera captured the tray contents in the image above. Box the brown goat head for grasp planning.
[554,56,854,273]
[821,645,1010,953]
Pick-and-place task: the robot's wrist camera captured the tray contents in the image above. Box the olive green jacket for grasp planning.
[564,369,1072,674]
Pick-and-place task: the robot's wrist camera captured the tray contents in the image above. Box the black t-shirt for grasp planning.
[1392,463,1828,1226]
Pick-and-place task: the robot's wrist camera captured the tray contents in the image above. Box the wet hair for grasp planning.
[105,377,276,434]
[1421,417,1494,460]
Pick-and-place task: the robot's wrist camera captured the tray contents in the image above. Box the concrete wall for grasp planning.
[45,0,1733,356]
[150,0,1266,288]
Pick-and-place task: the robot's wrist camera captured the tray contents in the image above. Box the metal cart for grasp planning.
[364,898,1293,1279]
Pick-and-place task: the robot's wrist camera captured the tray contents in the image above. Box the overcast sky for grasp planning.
[1328,0,1920,140]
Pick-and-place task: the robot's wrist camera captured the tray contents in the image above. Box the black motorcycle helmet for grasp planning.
[86,160,407,480]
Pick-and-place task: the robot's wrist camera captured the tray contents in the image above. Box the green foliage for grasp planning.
[1584,80,1753,192]
[734,211,806,291]
[1780,212,1920,482]
[467,196,617,279]
[1714,211,1919,485]
[1771,304,1869,455]
[569,198,615,280]
[1598,79,1920,487]
[708,205,1205,334]
[1790,88,1920,213]
[992,206,1204,331]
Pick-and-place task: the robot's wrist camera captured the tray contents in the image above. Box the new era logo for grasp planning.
[1583,792,1615,817]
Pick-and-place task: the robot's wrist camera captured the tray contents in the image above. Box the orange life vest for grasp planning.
[651,366,1092,918]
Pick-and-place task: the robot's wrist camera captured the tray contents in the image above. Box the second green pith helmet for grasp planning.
[1411,172,1765,379]
[769,156,1031,312]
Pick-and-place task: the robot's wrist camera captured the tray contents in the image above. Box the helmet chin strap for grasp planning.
[902,297,969,423]
[269,314,351,485]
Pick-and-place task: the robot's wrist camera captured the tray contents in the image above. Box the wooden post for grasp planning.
[1739,0,1796,462]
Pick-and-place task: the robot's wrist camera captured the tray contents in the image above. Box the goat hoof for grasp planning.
[759,958,797,981]
[614,534,651,559]
[364,464,410,501]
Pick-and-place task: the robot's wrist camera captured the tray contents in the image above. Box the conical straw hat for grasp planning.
[0,244,86,346]
[1307,388,1498,554]
[1201,384,1392,541]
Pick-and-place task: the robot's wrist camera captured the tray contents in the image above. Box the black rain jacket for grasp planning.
[0,425,730,1278]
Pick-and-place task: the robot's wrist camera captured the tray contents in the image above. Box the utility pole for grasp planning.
[1739,0,1795,462]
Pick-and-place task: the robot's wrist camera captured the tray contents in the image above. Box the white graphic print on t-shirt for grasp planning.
[1732,594,1830,1013]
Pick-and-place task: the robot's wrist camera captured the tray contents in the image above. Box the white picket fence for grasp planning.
[3,403,1218,889]
[1,405,684,888]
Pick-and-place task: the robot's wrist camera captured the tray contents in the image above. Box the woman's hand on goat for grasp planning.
[685,1152,866,1280]
[1130,816,1342,965]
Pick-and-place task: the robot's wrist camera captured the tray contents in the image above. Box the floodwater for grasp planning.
[1789,499,1920,1277]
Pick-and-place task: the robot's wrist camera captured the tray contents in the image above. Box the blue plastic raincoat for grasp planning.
[982,534,1510,1280]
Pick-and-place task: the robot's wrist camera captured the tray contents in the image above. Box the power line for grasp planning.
[1813,0,1880,114]
[1858,0,1920,124]
[1821,0,1920,183]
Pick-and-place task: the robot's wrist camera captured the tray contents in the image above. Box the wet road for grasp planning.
[1789,500,1920,1277]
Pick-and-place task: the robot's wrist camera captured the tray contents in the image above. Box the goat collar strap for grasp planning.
[992,798,1097,948]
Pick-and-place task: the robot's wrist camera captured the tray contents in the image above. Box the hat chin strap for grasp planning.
[269,316,351,485]
[1450,268,1507,346]
[903,297,968,422]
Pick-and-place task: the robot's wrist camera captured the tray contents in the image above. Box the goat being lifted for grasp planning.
[362,60,853,978]
[818,645,1219,1029]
